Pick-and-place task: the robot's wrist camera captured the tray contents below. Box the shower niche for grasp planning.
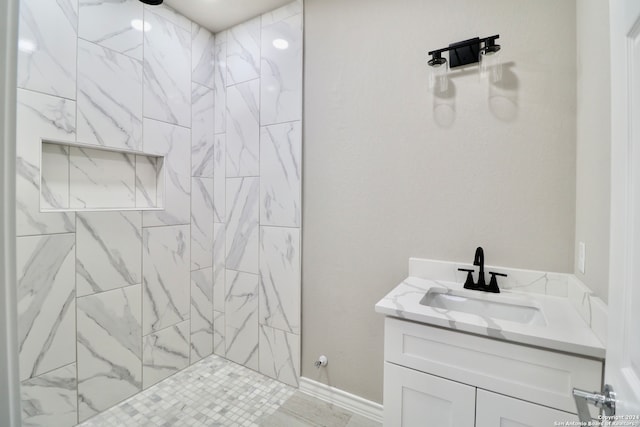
[40,139,165,212]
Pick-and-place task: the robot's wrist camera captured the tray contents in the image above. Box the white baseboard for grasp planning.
[299,377,383,423]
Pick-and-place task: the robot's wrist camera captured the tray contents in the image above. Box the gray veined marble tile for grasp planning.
[226,177,259,274]
[76,211,142,297]
[144,2,191,31]
[16,89,76,237]
[17,234,76,382]
[143,9,191,127]
[143,320,190,388]
[215,29,227,45]
[214,41,227,134]
[135,154,161,208]
[261,0,303,27]
[260,122,302,227]
[21,363,77,427]
[77,39,143,151]
[142,225,191,335]
[142,118,191,226]
[213,310,226,357]
[191,83,215,177]
[17,0,77,99]
[69,146,136,209]
[40,143,70,210]
[190,269,214,364]
[259,325,300,387]
[225,270,258,370]
[260,13,303,126]
[192,23,215,88]
[213,134,226,222]
[191,177,214,270]
[77,285,142,422]
[226,80,260,177]
[213,223,226,312]
[259,227,301,334]
[227,17,261,85]
[78,0,144,60]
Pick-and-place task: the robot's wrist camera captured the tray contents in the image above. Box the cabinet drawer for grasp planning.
[384,362,476,427]
[384,317,603,413]
[476,389,579,427]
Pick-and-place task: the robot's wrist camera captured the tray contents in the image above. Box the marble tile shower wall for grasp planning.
[15,0,302,426]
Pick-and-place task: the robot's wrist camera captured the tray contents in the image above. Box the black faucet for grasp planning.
[458,246,506,293]
[473,247,486,288]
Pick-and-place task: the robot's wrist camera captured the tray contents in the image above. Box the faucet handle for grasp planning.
[458,268,477,290]
[487,272,507,293]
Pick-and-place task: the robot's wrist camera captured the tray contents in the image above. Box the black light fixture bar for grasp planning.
[428,34,500,68]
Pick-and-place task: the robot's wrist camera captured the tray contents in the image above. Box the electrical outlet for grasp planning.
[578,242,586,274]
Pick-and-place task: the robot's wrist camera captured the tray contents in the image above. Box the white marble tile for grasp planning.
[142,118,190,226]
[225,270,259,369]
[261,0,303,27]
[17,0,77,99]
[213,134,226,222]
[260,122,301,227]
[213,310,225,357]
[142,225,190,335]
[135,155,161,208]
[259,227,300,334]
[226,177,259,274]
[259,325,300,387]
[215,29,227,45]
[260,13,303,125]
[69,146,136,209]
[192,23,215,88]
[144,3,191,31]
[190,268,214,363]
[214,41,227,134]
[143,9,191,127]
[21,364,77,427]
[78,0,144,59]
[16,89,75,237]
[226,17,261,85]
[77,39,143,151]
[213,223,226,312]
[143,320,190,388]
[76,211,142,297]
[77,285,142,422]
[40,143,70,210]
[17,234,76,381]
[191,83,214,177]
[226,80,260,177]
[191,177,214,270]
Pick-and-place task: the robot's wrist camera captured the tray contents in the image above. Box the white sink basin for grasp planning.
[420,288,547,326]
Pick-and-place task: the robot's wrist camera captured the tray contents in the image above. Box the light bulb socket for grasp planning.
[428,52,447,67]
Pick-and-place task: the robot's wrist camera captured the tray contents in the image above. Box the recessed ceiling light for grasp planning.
[18,39,36,53]
[272,38,289,50]
[131,19,151,32]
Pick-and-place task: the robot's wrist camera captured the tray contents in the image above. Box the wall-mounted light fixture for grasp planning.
[427,35,500,69]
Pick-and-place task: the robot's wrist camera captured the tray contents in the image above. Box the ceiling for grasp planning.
[164,0,294,33]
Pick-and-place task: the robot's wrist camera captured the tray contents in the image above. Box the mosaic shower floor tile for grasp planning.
[78,354,295,427]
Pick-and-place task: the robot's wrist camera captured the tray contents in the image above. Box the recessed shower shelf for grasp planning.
[40,139,165,212]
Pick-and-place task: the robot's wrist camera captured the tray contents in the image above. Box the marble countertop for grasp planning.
[375,276,606,359]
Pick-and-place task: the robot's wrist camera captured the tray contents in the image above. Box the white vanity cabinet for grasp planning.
[383,317,603,427]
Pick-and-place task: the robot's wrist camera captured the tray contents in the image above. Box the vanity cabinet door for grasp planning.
[384,362,476,427]
[475,389,579,427]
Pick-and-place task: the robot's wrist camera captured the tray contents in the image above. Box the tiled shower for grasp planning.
[15,0,302,425]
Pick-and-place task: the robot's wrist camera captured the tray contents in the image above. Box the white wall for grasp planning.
[302,0,577,403]
[0,0,21,424]
[575,0,611,303]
